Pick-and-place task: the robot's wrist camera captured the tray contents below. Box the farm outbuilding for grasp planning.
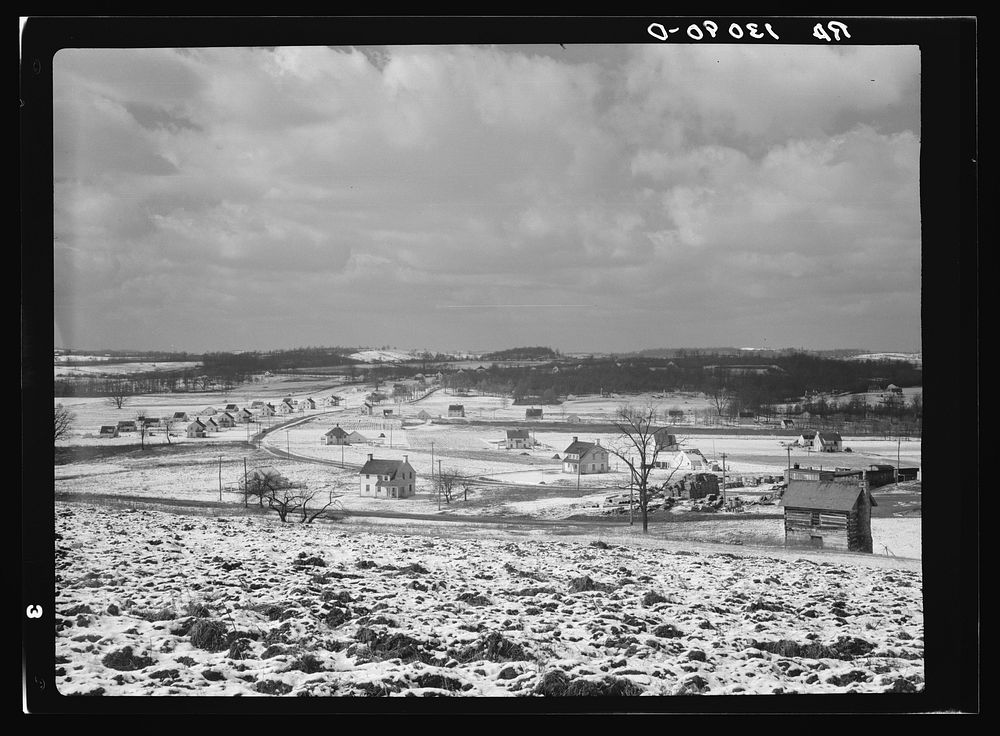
[786,465,863,483]
[98,425,119,438]
[116,420,137,433]
[781,479,876,553]
[654,428,680,453]
[781,419,795,429]
[658,448,711,471]
[361,403,375,416]
[562,437,609,474]
[565,414,582,423]
[358,454,416,499]
[417,410,433,421]
[347,431,369,445]
[448,405,465,417]
[525,408,543,420]
[323,425,350,445]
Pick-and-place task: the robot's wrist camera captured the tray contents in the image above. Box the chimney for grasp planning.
[573,436,578,443]
[404,455,408,464]
[368,453,373,462]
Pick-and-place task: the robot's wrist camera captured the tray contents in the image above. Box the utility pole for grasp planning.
[895,437,902,490]
[243,457,248,509]
[437,459,442,510]
[720,452,728,507]
[430,441,435,485]
[218,455,223,502]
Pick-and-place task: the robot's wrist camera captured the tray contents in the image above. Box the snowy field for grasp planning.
[55,361,202,378]
[54,503,923,697]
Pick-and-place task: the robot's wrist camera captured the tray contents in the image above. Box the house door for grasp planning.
[809,535,823,548]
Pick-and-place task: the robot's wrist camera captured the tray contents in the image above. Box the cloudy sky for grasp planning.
[52,43,921,355]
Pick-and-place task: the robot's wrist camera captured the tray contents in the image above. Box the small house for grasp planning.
[216,412,236,428]
[347,431,369,445]
[525,408,543,420]
[417,410,433,421]
[277,399,295,415]
[224,403,240,413]
[202,406,218,416]
[301,398,317,411]
[237,408,254,423]
[798,431,817,448]
[358,454,417,499]
[202,417,219,432]
[562,437,609,474]
[98,425,119,438]
[326,396,342,407]
[505,428,532,450]
[116,420,137,433]
[448,405,465,418]
[323,425,350,446]
[781,479,876,552]
[565,414,582,423]
[781,418,795,429]
[250,401,265,410]
[816,432,843,452]
[172,412,189,422]
[186,419,206,438]
[361,402,375,416]
[260,403,276,417]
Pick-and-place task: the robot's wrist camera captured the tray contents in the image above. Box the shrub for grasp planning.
[189,619,230,652]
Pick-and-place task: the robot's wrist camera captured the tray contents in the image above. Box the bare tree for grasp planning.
[606,404,667,534]
[434,467,464,504]
[298,489,343,524]
[106,379,130,410]
[54,404,75,442]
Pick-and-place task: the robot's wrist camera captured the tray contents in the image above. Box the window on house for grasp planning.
[810,511,820,525]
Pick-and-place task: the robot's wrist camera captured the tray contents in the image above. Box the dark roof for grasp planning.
[225,404,239,410]
[526,408,543,415]
[325,426,348,437]
[359,458,412,477]
[800,431,816,439]
[99,425,117,433]
[449,405,464,411]
[817,432,842,443]
[173,412,188,418]
[782,480,876,512]
[564,440,598,455]
[507,429,529,439]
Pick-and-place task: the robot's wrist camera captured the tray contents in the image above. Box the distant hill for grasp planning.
[481,346,560,361]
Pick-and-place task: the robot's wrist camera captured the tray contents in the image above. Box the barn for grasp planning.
[98,425,119,438]
[525,408,543,420]
[781,479,876,552]
[448,405,465,417]
[417,410,433,421]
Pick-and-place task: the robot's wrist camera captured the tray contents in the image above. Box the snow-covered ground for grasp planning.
[54,503,923,697]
